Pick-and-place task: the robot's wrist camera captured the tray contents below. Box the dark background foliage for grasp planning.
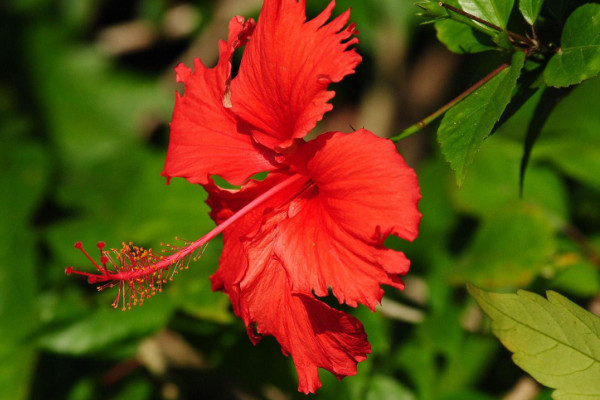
[1,0,599,399]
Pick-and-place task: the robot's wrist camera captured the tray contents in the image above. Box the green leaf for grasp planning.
[519,0,545,25]
[544,3,600,87]
[468,285,600,399]
[438,51,525,186]
[435,19,497,54]
[459,0,515,29]
[453,204,555,288]
[434,0,497,54]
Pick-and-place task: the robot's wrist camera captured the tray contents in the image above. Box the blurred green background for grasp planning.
[1,0,599,399]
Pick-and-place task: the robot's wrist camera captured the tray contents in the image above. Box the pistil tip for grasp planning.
[97,241,106,250]
[65,266,73,275]
[74,241,83,249]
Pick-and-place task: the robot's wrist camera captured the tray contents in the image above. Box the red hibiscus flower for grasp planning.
[67,0,421,393]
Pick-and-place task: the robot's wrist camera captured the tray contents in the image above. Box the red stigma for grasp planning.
[65,266,73,275]
[74,241,83,249]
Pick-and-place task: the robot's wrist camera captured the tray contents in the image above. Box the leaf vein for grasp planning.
[480,296,600,365]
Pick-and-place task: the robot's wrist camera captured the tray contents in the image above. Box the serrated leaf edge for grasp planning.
[468,284,600,396]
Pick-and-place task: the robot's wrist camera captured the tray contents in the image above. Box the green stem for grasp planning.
[390,62,510,142]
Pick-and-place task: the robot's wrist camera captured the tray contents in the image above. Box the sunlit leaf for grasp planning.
[544,3,600,87]
[468,285,600,399]
[438,51,525,186]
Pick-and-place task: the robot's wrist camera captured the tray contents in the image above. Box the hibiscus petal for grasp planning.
[206,174,282,315]
[162,16,278,186]
[276,194,410,309]
[294,129,421,241]
[206,172,306,315]
[276,129,421,309]
[206,173,370,392]
[242,218,370,394]
[230,0,361,151]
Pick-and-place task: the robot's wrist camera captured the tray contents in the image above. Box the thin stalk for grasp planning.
[390,62,510,142]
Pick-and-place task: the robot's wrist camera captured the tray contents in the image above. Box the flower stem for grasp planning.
[389,61,510,142]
